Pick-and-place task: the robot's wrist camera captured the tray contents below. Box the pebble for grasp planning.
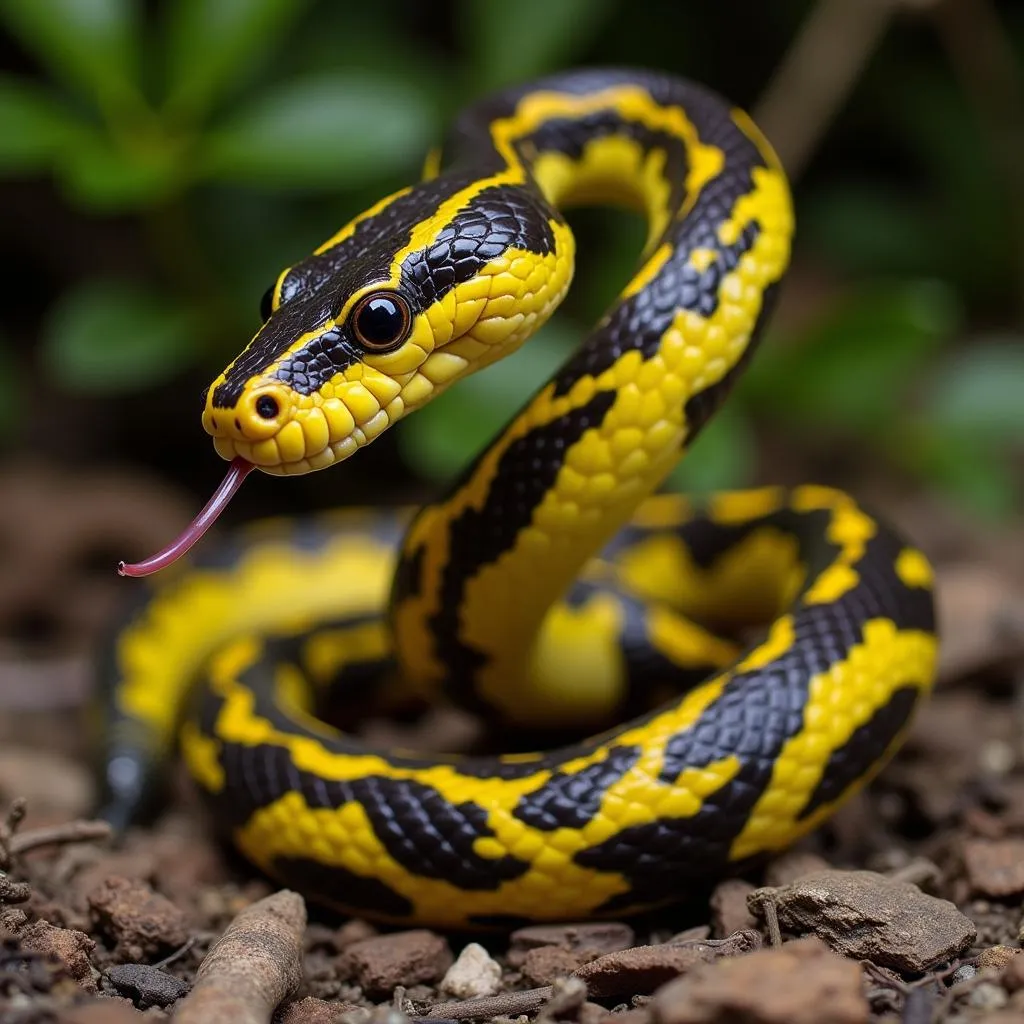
[962,838,1024,898]
[709,879,757,937]
[340,929,452,998]
[439,942,502,999]
[652,937,868,1024]
[86,876,188,962]
[749,869,976,973]
[977,945,1022,971]
[106,962,190,1008]
[19,919,96,992]
[508,922,635,966]
[573,944,719,998]
[521,945,584,986]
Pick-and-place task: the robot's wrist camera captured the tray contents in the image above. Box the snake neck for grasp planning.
[389,69,794,724]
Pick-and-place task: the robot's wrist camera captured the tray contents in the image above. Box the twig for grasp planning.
[152,936,197,971]
[0,800,27,871]
[761,897,782,950]
[928,0,1024,323]
[171,890,306,1024]
[421,987,554,1020]
[756,0,941,179]
[8,820,112,858]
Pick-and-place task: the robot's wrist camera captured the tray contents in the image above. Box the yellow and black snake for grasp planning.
[98,68,938,928]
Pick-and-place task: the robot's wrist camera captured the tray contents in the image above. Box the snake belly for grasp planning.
[98,68,939,928]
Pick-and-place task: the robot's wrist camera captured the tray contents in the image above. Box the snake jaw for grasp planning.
[117,457,254,577]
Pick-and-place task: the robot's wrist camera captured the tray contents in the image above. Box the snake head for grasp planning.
[200,284,433,476]
[119,179,573,575]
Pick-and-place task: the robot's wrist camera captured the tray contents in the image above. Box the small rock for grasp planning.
[652,937,868,1024]
[279,996,360,1023]
[963,839,1024,898]
[545,976,589,1018]
[950,964,978,985]
[0,907,28,931]
[977,946,1022,972]
[573,945,717,998]
[106,963,190,1008]
[509,922,635,965]
[969,981,1009,1010]
[439,942,502,999]
[522,945,584,985]
[340,930,452,998]
[0,870,31,903]
[709,879,757,937]
[336,919,377,948]
[1001,953,1024,992]
[87,876,189,961]
[749,869,976,973]
[763,852,830,887]
[87,876,189,962]
[20,919,96,992]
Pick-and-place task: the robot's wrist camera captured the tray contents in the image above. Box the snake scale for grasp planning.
[97,68,938,928]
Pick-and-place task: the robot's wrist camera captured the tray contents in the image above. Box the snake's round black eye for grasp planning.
[255,395,279,419]
[350,292,411,352]
[260,286,275,322]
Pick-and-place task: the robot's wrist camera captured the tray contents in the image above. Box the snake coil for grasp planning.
[99,68,938,927]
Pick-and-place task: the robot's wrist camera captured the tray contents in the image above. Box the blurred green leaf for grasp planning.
[666,404,756,495]
[921,337,1024,445]
[0,75,85,171]
[0,0,140,109]
[43,280,198,392]
[800,184,940,277]
[198,71,437,188]
[163,0,311,120]
[903,430,1018,522]
[57,130,181,210]
[463,0,617,89]
[399,317,578,480]
[747,279,962,434]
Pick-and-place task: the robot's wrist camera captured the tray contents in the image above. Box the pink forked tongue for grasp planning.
[118,457,255,578]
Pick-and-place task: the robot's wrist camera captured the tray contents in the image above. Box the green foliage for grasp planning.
[461,0,618,90]
[198,71,436,188]
[42,280,199,391]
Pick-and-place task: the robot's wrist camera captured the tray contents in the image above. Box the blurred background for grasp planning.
[0,0,1021,695]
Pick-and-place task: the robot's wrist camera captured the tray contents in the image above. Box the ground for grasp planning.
[1,462,1024,1024]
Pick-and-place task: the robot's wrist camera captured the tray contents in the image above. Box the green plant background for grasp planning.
[0,0,1021,522]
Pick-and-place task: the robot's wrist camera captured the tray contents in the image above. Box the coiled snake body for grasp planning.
[100,68,938,928]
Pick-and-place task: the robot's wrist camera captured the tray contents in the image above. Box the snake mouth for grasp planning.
[211,433,360,476]
[118,457,254,577]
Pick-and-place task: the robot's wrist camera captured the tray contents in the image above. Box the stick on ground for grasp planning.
[171,889,306,1024]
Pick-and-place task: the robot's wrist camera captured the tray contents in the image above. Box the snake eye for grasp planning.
[255,394,279,419]
[350,292,411,352]
[260,286,275,322]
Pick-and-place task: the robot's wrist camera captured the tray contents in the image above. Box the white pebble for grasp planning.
[439,942,502,999]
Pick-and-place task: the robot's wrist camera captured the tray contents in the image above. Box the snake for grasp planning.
[97,68,939,928]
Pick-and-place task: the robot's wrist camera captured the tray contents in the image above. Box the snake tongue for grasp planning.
[118,457,255,578]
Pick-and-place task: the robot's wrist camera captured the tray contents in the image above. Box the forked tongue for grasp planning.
[118,457,255,577]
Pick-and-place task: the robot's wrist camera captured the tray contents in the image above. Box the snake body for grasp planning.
[99,68,938,927]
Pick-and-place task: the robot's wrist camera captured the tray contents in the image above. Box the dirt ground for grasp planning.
[2,461,1024,1024]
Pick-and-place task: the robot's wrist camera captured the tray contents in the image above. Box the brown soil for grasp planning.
[2,462,1024,1024]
